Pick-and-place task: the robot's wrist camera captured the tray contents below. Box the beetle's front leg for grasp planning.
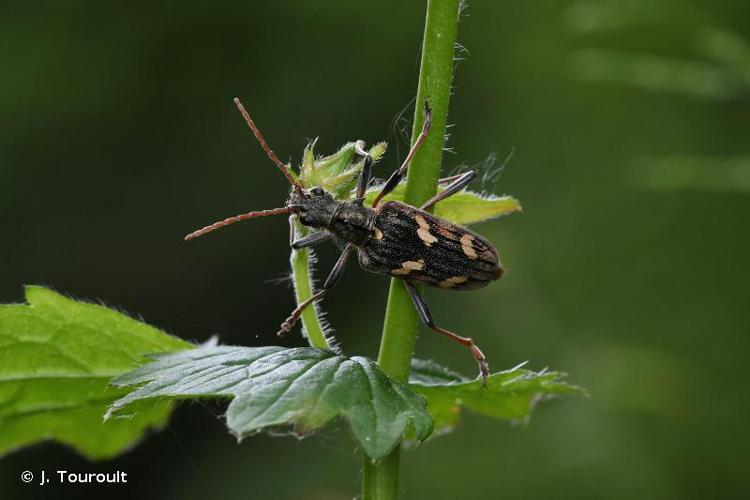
[291,230,332,250]
[288,215,296,246]
[278,243,355,337]
[353,140,373,202]
[403,281,489,385]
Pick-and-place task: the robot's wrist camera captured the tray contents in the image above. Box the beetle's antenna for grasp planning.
[233,97,302,192]
[185,206,294,241]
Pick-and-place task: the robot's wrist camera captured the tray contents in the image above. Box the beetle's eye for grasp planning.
[310,187,325,196]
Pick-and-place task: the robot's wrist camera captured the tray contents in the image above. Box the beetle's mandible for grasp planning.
[186,98,506,383]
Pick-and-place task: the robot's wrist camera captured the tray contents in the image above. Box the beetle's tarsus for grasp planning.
[277,319,295,337]
[423,99,432,131]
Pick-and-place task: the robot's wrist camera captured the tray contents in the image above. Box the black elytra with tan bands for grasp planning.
[358,201,504,290]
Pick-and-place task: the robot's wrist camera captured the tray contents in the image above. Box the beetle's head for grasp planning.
[289,186,337,228]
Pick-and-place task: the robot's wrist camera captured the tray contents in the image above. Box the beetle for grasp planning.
[186,98,505,383]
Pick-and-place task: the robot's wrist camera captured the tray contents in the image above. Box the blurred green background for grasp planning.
[2,1,749,499]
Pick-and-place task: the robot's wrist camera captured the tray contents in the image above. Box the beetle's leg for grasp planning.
[371,101,433,208]
[420,170,476,211]
[288,215,296,246]
[289,214,331,248]
[277,243,355,336]
[403,281,489,385]
[291,230,332,250]
[438,173,466,184]
[354,141,373,202]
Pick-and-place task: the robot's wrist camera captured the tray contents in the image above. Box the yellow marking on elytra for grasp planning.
[436,226,457,240]
[391,259,425,276]
[373,228,384,240]
[439,276,469,288]
[460,233,478,259]
[415,215,438,246]
[480,247,497,264]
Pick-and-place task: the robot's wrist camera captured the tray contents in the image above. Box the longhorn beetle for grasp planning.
[186,98,505,383]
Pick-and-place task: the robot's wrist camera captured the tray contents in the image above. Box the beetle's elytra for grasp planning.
[361,201,504,290]
[186,98,506,383]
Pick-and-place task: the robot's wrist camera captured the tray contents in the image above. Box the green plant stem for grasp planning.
[290,221,331,350]
[362,448,400,500]
[363,0,461,498]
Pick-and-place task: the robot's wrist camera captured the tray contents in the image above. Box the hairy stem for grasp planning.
[363,0,461,498]
[290,221,332,350]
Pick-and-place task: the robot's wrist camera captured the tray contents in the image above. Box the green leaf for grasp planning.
[0,286,191,459]
[108,345,433,460]
[408,358,464,385]
[365,183,521,225]
[409,359,584,433]
[299,141,387,199]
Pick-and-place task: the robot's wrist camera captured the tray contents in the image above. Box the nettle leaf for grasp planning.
[409,359,584,433]
[0,286,191,459]
[408,358,465,385]
[364,182,521,225]
[108,345,433,460]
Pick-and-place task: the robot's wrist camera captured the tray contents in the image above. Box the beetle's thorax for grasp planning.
[327,201,376,246]
[289,188,375,246]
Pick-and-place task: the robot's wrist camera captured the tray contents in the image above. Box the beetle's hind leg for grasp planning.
[277,243,354,337]
[403,281,489,385]
[421,170,476,211]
